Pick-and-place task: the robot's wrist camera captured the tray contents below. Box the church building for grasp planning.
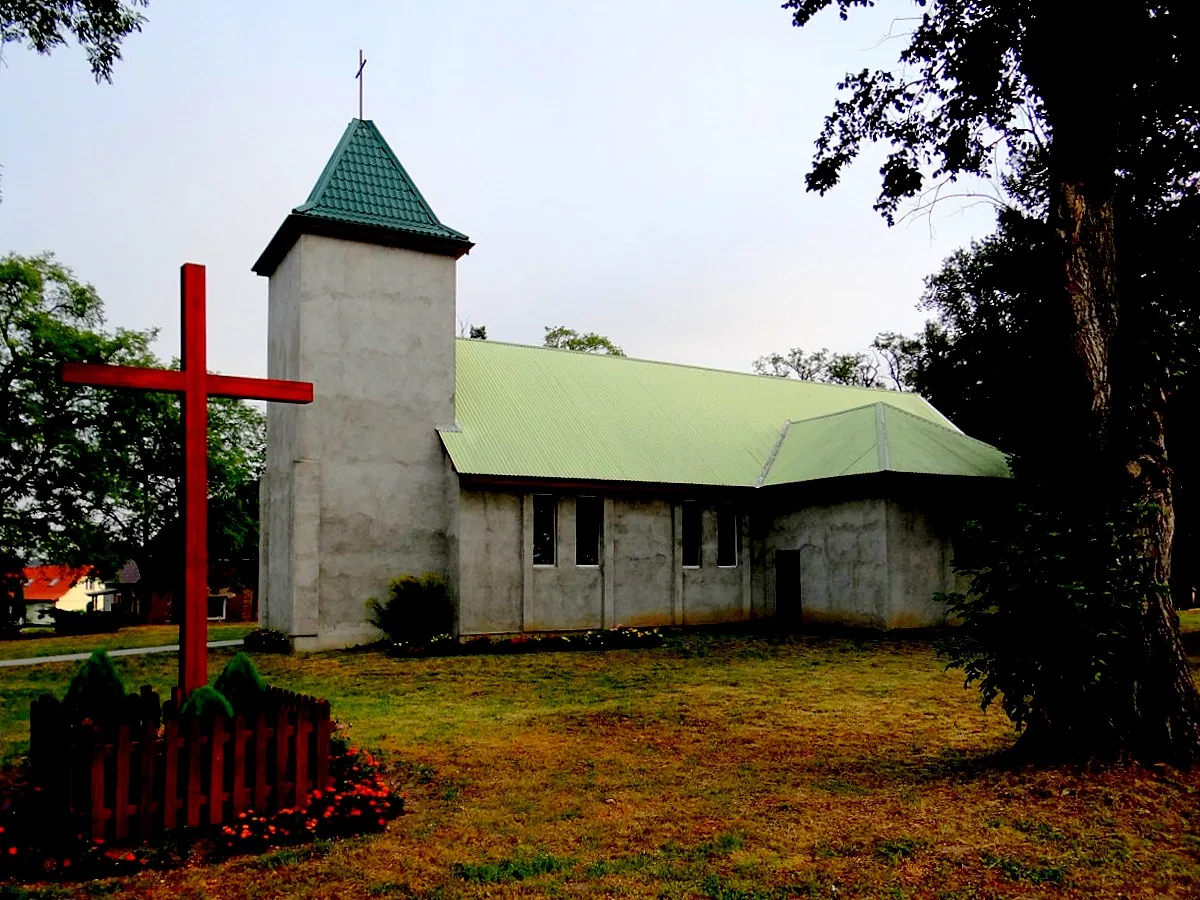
[254,119,1010,650]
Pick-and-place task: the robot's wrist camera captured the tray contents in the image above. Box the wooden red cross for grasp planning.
[62,264,313,695]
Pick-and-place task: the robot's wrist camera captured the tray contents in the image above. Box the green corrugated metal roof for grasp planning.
[759,403,1012,486]
[293,119,470,243]
[439,340,1010,487]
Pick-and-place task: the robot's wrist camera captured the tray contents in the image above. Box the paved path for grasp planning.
[0,639,245,668]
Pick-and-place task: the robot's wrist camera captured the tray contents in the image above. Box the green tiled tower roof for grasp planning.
[254,119,472,275]
[295,119,470,241]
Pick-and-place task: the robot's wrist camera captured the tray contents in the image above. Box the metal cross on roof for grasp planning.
[356,49,367,120]
[62,264,314,695]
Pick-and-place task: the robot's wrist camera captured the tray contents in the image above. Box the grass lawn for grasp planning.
[0,622,257,661]
[2,632,1199,899]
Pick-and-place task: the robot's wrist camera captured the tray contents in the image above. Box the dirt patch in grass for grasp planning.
[3,632,1199,898]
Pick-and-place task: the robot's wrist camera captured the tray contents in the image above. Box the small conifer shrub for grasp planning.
[214,652,267,715]
[61,649,126,725]
[180,685,234,721]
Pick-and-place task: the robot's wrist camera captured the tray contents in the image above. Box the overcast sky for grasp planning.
[0,0,997,379]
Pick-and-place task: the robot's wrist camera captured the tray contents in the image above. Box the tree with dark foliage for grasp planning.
[0,254,263,634]
[1,0,148,82]
[785,0,1200,762]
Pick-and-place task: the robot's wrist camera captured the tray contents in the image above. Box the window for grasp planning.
[533,495,557,565]
[576,496,602,566]
[682,502,702,567]
[717,507,738,567]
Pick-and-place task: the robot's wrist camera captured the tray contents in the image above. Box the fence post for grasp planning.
[185,719,203,828]
[315,700,331,790]
[231,714,249,815]
[208,716,227,826]
[138,715,158,838]
[294,704,311,802]
[254,711,270,811]
[113,724,132,841]
[162,707,180,830]
[88,726,107,842]
[274,704,292,809]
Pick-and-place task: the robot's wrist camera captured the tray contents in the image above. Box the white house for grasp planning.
[21,565,105,625]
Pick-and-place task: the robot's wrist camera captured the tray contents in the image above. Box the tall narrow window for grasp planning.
[717,507,738,567]
[533,495,557,565]
[682,502,702,567]
[576,496,602,566]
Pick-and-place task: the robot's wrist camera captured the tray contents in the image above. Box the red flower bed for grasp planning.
[212,744,403,855]
[0,737,403,883]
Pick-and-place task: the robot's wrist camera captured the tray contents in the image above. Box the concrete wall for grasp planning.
[760,497,892,628]
[455,489,750,634]
[677,505,750,625]
[756,491,956,629]
[457,489,523,634]
[526,495,604,631]
[884,497,956,627]
[260,234,459,649]
[611,498,674,627]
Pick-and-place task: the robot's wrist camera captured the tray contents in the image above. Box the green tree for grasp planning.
[753,335,930,390]
[2,1,149,199]
[0,253,264,632]
[1,0,148,82]
[753,346,884,388]
[870,331,926,393]
[543,326,625,356]
[784,0,1200,760]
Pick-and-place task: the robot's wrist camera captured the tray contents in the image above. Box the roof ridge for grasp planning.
[754,420,794,488]
[874,400,1000,443]
[785,401,886,427]
[875,402,891,471]
[456,337,931,398]
[354,119,458,232]
[295,119,361,212]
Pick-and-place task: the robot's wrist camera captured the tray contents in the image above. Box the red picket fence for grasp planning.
[28,685,332,844]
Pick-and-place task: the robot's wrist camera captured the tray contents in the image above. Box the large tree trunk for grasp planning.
[1054,172,1200,764]
[1117,333,1200,763]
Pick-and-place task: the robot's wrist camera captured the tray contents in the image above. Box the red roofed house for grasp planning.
[21,565,106,626]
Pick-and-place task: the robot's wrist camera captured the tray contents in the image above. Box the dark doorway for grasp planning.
[774,549,802,630]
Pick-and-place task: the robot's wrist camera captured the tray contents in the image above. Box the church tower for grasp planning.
[253,119,473,649]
